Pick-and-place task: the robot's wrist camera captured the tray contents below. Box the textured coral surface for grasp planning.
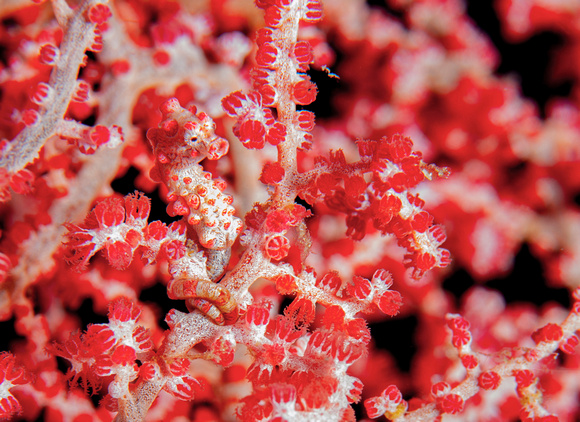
[1,0,580,421]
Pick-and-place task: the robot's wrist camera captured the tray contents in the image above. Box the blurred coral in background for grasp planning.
[0,0,579,421]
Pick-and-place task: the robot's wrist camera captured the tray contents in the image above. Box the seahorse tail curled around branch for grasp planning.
[169,278,238,325]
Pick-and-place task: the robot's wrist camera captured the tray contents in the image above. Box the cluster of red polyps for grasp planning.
[1,0,580,421]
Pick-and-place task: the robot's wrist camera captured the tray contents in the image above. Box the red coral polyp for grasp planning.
[238,120,266,149]
[108,297,141,323]
[105,240,133,270]
[478,371,502,390]
[94,198,125,228]
[440,394,464,414]
[532,323,564,344]
[260,162,286,185]
[292,78,317,105]
[375,290,403,316]
[86,3,112,25]
[265,234,290,260]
